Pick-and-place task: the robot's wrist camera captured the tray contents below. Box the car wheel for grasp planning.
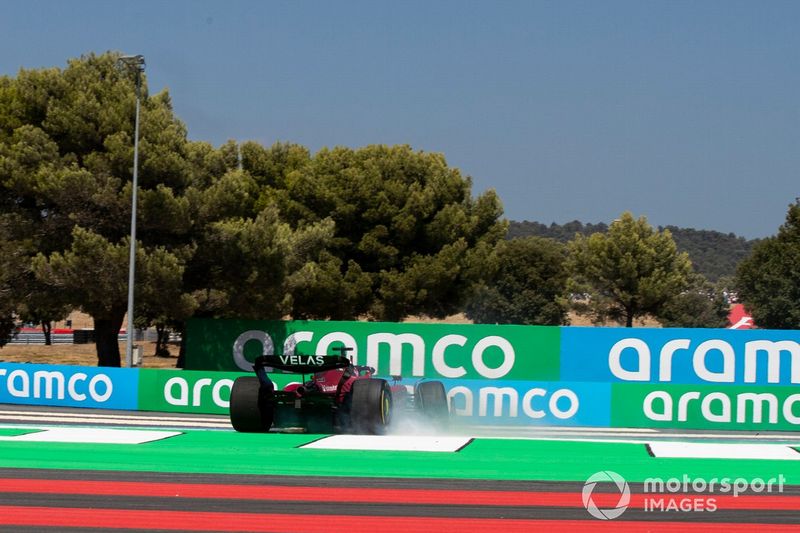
[350,378,392,434]
[416,381,449,428]
[229,376,274,432]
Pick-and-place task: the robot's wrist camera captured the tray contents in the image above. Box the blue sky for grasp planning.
[2,0,798,239]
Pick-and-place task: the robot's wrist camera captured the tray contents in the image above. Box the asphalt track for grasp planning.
[1,405,800,531]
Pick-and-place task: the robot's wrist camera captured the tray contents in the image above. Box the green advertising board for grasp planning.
[611,383,800,431]
[138,369,298,415]
[185,318,560,381]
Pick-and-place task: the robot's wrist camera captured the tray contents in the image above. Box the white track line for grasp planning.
[649,441,800,460]
[456,425,800,443]
[0,414,231,428]
[0,427,181,444]
[0,410,224,422]
[303,435,472,452]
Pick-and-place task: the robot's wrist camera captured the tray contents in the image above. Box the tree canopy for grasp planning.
[0,53,195,365]
[657,273,730,328]
[249,144,507,321]
[0,53,505,364]
[735,201,800,329]
[509,219,755,282]
[465,236,569,325]
[567,212,693,327]
[11,51,799,366]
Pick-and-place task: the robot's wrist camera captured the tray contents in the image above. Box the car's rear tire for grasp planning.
[416,381,449,428]
[230,377,274,432]
[350,378,392,434]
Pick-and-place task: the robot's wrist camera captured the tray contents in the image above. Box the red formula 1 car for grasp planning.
[229,348,449,434]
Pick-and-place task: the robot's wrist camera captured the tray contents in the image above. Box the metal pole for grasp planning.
[119,55,144,368]
[125,88,140,367]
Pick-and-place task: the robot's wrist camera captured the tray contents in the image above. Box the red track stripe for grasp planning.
[3,507,800,533]
[0,478,561,506]
[3,478,800,511]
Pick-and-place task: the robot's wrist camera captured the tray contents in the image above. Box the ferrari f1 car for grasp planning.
[229,349,449,434]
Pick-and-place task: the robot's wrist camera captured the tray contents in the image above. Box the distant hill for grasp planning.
[508,220,609,242]
[508,220,758,282]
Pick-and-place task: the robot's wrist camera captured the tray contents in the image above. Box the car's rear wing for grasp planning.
[254,354,351,375]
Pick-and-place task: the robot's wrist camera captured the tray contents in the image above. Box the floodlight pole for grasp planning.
[118,55,145,368]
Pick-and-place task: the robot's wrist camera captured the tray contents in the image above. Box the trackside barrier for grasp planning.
[136,370,612,424]
[0,363,137,410]
[4,322,800,430]
[0,361,611,425]
[8,333,74,345]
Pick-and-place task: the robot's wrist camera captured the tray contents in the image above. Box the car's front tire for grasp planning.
[416,380,449,428]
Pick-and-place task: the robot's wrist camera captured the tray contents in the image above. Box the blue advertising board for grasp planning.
[438,378,610,426]
[0,363,138,409]
[560,327,800,386]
